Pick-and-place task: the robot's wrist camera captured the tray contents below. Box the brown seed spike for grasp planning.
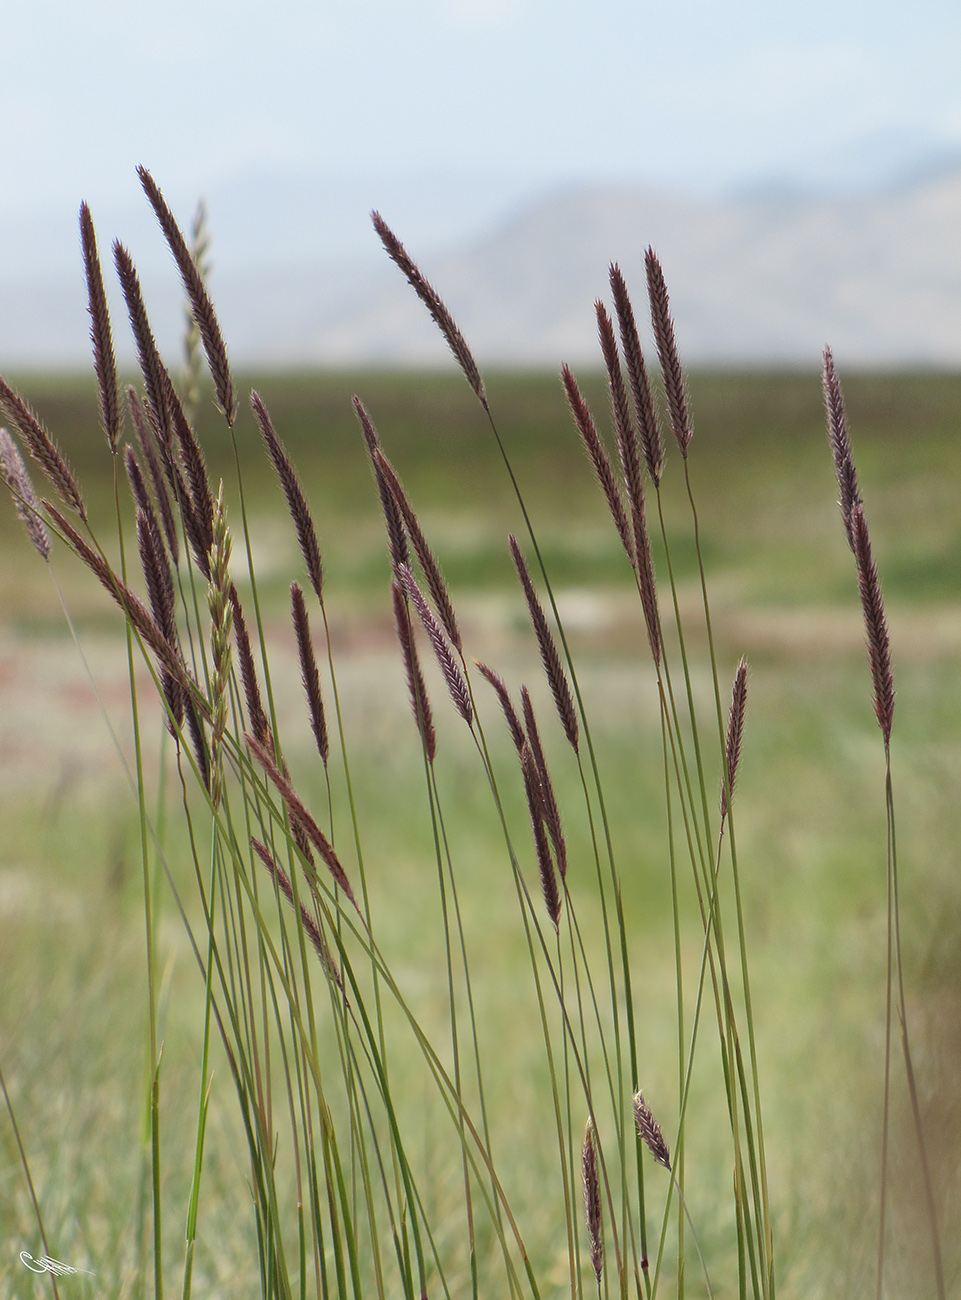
[371,211,486,407]
[581,1121,604,1284]
[354,397,409,573]
[851,505,895,744]
[45,501,205,720]
[245,732,358,910]
[398,565,472,726]
[114,242,171,453]
[251,838,343,991]
[251,391,324,601]
[374,448,462,652]
[509,535,579,753]
[291,582,330,765]
[127,387,179,564]
[520,687,566,880]
[229,583,269,747]
[138,166,236,425]
[720,657,749,822]
[610,263,664,483]
[79,203,121,453]
[0,379,85,521]
[645,248,692,456]
[475,662,526,755]
[561,364,635,566]
[163,364,214,576]
[521,743,561,929]
[392,579,436,762]
[633,1090,672,1171]
[0,427,51,559]
[822,346,862,553]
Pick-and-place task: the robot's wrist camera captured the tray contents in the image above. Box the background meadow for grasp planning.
[1,363,960,1297]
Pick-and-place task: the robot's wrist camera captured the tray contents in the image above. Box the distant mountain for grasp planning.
[284,169,961,369]
[4,164,961,369]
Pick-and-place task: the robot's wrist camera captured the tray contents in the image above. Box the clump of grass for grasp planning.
[0,170,947,1300]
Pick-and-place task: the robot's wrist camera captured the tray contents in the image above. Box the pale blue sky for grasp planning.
[2,0,960,369]
[5,0,960,219]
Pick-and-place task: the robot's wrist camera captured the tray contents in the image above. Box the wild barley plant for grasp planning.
[1,170,789,1299]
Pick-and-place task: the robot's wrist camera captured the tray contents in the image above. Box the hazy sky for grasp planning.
[5,0,960,222]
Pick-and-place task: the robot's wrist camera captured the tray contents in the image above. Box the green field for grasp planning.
[2,366,960,1297]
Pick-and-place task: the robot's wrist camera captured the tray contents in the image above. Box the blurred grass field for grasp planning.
[2,366,960,1297]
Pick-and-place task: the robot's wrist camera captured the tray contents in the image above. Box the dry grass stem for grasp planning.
[645,248,692,456]
[610,263,663,483]
[822,346,862,552]
[509,535,579,754]
[475,661,526,755]
[373,448,462,652]
[851,505,895,744]
[138,166,237,425]
[0,427,51,559]
[251,391,324,601]
[392,579,436,762]
[581,1120,604,1284]
[720,657,749,821]
[0,379,85,521]
[79,203,120,453]
[397,565,472,726]
[632,1090,672,1171]
[372,211,486,406]
[561,364,635,565]
[291,582,330,765]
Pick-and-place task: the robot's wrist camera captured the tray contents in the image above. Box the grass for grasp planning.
[1,177,959,1299]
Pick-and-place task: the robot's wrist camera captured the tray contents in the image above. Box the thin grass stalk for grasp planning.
[639,249,772,1287]
[0,1062,63,1300]
[368,230,633,1158]
[478,663,631,1285]
[466,724,628,1289]
[884,756,946,1299]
